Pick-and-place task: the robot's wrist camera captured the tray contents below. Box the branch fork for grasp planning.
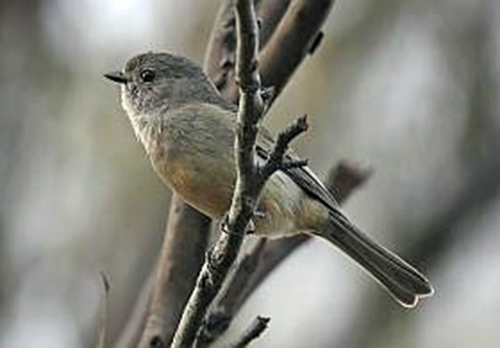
[259,114,309,182]
[124,1,340,347]
[170,1,307,347]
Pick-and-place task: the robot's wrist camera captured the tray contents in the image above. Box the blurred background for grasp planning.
[1,0,500,347]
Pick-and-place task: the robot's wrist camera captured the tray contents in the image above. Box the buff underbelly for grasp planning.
[151,147,320,237]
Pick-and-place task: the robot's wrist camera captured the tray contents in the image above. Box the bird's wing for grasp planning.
[256,127,340,211]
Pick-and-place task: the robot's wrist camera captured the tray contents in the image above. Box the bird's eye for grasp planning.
[140,68,156,82]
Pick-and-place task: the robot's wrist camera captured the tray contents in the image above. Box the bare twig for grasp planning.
[198,162,371,344]
[170,1,266,346]
[236,162,370,300]
[196,3,337,340]
[95,272,110,348]
[230,316,271,348]
[259,115,309,180]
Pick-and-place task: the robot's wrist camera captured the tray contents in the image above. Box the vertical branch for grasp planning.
[226,0,264,233]
[170,1,263,346]
[171,1,310,346]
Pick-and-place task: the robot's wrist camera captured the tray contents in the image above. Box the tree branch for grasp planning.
[230,316,271,348]
[118,1,337,346]
[198,162,371,344]
[203,0,238,93]
[170,1,292,346]
[205,0,334,105]
[204,0,292,98]
[225,0,336,102]
[136,199,211,348]
[256,0,291,49]
[257,0,335,102]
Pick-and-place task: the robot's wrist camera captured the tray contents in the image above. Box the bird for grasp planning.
[104,51,433,307]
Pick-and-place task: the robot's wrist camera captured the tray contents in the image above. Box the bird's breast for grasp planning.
[149,140,236,219]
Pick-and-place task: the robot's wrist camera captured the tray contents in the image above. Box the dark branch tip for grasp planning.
[251,58,259,72]
[275,115,309,148]
[99,271,110,293]
[309,31,324,55]
[257,316,271,325]
[149,335,166,348]
[232,315,271,347]
[281,159,309,170]
[296,114,309,131]
[257,17,262,29]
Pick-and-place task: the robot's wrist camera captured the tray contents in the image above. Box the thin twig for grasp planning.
[198,162,371,344]
[259,115,309,181]
[95,272,110,348]
[230,316,271,348]
[170,1,265,346]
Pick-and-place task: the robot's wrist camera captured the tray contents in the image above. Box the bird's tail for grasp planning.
[314,211,433,307]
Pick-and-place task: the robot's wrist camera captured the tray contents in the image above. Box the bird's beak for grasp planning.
[104,71,128,84]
